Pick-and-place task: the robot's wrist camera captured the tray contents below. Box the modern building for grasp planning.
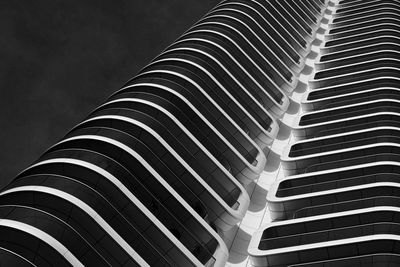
[0,0,398,266]
[248,0,400,266]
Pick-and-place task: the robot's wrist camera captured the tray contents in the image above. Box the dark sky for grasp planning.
[0,0,220,188]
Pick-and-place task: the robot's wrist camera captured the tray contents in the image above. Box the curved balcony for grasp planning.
[293,100,400,139]
[0,218,82,267]
[99,97,265,184]
[211,3,304,69]
[267,161,400,220]
[250,0,312,47]
[303,74,399,110]
[96,87,266,185]
[0,180,150,266]
[203,7,305,72]
[14,151,228,266]
[282,128,400,175]
[294,196,400,219]
[337,0,388,10]
[268,1,315,42]
[328,10,400,29]
[302,87,400,112]
[163,38,289,116]
[110,86,266,178]
[299,100,399,126]
[325,22,400,41]
[315,46,400,70]
[328,17,400,36]
[309,67,400,89]
[139,58,279,145]
[311,59,400,88]
[332,2,400,21]
[284,144,400,175]
[116,79,263,157]
[249,207,400,267]
[62,119,250,230]
[272,1,316,37]
[289,127,400,157]
[224,0,311,57]
[194,15,297,85]
[321,32,400,55]
[214,1,307,68]
[122,70,271,148]
[185,21,297,93]
[287,0,324,25]
[46,137,248,232]
[0,205,110,266]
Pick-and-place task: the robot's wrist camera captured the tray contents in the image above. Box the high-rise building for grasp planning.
[0,0,398,266]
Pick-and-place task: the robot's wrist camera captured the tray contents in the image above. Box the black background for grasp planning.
[0,0,220,188]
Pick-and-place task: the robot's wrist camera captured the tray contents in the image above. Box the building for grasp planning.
[0,0,398,266]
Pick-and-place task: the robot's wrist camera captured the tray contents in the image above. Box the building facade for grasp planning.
[0,0,398,266]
